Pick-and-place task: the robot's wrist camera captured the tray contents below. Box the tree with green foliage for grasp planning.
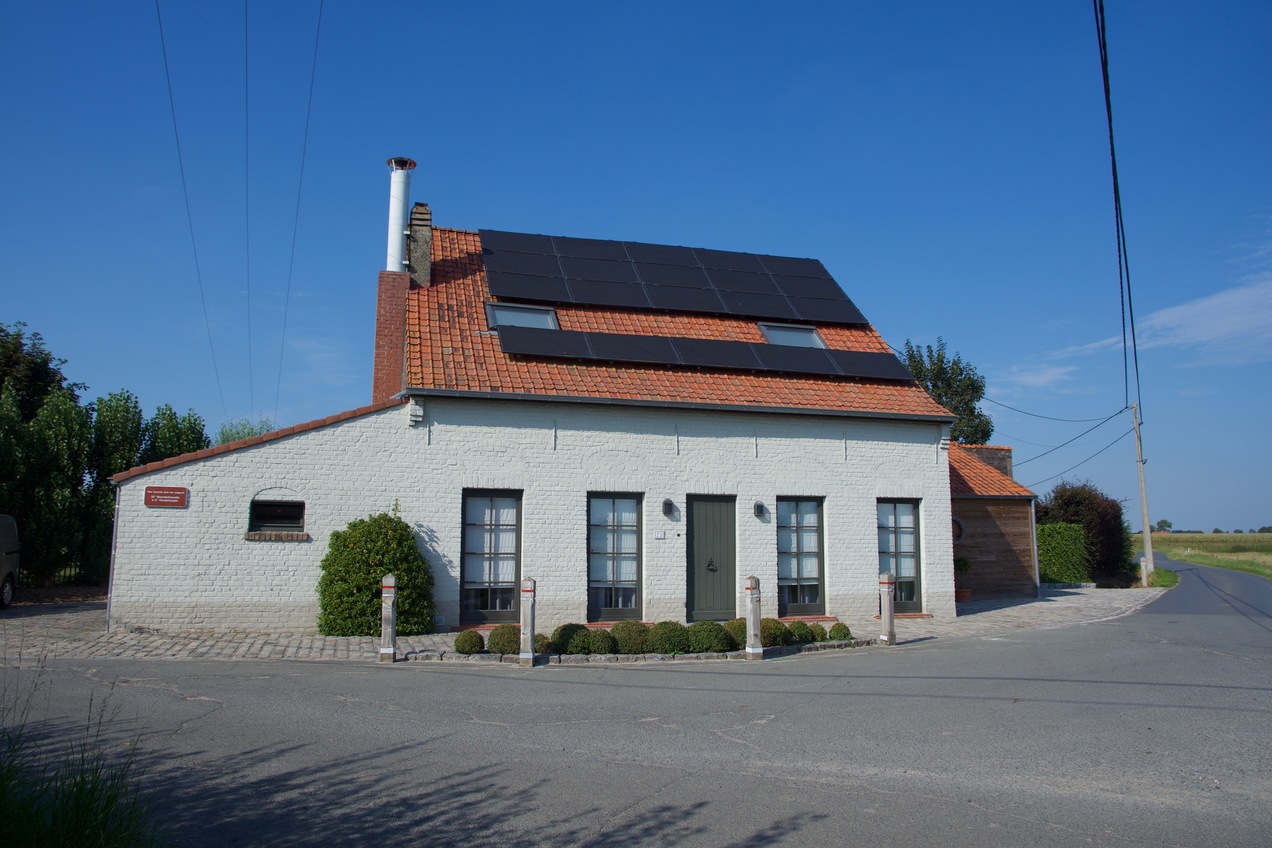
[317,508,434,636]
[138,404,210,465]
[0,322,82,422]
[1036,480,1133,583]
[23,389,92,585]
[903,337,993,444]
[215,417,276,446]
[1154,518,1173,533]
[78,390,147,581]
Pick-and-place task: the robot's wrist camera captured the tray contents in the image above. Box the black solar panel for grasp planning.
[486,273,573,304]
[498,327,913,382]
[673,337,763,370]
[553,236,628,261]
[481,230,555,255]
[497,326,592,359]
[478,229,869,327]
[645,285,728,312]
[589,333,680,365]
[827,349,914,381]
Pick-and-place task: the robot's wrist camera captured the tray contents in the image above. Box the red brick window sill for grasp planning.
[244,531,311,542]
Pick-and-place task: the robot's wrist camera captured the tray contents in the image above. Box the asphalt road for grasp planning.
[5,556,1269,847]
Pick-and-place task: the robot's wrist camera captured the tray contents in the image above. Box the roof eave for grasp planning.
[401,387,956,424]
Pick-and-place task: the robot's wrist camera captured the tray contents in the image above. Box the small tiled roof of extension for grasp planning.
[949,444,1035,498]
[406,228,954,420]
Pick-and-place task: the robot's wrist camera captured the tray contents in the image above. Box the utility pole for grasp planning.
[1132,402,1154,585]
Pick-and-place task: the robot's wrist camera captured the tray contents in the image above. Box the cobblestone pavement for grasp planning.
[0,585,1166,666]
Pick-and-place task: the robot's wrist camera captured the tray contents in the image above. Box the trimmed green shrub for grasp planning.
[646,621,691,654]
[552,623,588,654]
[610,620,650,655]
[565,629,593,655]
[534,633,552,654]
[1037,522,1092,584]
[687,620,734,653]
[588,628,618,655]
[786,620,814,644]
[808,622,828,642]
[486,623,520,655]
[454,629,484,654]
[760,617,789,647]
[317,508,434,636]
[722,617,747,647]
[828,622,852,641]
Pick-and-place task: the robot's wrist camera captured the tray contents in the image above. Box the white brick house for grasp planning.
[109,193,959,634]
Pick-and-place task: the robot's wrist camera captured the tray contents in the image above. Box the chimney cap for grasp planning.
[387,157,417,171]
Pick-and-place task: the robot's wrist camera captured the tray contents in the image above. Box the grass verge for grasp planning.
[1146,568,1178,588]
[1151,533,1272,582]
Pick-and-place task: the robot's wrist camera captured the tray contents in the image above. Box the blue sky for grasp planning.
[1,1,1269,532]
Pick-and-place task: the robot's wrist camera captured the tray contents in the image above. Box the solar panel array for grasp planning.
[497,326,915,383]
[479,229,868,325]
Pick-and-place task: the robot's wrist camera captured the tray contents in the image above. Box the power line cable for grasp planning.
[154,0,229,419]
[1026,428,1134,489]
[984,396,1119,423]
[1093,0,1144,419]
[1015,407,1127,467]
[243,0,255,416]
[273,0,325,424]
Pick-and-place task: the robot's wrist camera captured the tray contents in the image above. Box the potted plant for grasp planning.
[954,556,973,602]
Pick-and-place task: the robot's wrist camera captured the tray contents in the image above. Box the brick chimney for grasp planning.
[372,160,430,404]
[962,445,1015,479]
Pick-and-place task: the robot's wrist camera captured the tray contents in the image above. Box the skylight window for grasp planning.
[759,323,825,348]
[487,303,559,330]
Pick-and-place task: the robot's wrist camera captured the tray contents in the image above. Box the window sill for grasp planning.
[244,531,311,542]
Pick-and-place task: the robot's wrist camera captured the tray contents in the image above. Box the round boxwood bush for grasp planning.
[534,633,552,654]
[722,617,747,647]
[786,620,814,644]
[687,620,734,653]
[552,623,588,654]
[828,622,852,641]
[454,629,484,655]
[760,618,789,647]
[317,508,434,636]
[610,620,650,655]
[486,623,520,655]
[566,628,593,655]
[588,628,618,655]
[646,621,691,654]
[808,622,828,642]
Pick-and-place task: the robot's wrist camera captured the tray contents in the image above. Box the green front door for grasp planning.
[687,495,736,621]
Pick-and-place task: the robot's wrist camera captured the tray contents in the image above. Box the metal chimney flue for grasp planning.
[385,157,416,272]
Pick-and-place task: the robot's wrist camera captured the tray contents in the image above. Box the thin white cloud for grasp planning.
[1057,275,1272,364]
[994,363,1080,391]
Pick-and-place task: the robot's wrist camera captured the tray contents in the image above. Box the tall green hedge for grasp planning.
[1037,522,1091,584]
[317,509,434,636]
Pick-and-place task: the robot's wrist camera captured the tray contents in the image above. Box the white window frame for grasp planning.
[487,303,559,330]
[759,323,825,348]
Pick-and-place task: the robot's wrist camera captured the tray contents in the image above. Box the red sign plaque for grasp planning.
[144,486,189,509]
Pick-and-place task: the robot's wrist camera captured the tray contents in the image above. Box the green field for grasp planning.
[1151,533,1272,582]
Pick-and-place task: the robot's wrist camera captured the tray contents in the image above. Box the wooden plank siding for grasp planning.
[951,498,1037,597]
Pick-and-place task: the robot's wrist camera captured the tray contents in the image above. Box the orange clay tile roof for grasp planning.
[406,228,954,419]
[949,444,1035,498]
[111,399,406,484]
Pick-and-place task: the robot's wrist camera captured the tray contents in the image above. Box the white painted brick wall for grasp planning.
[109,398,954,634]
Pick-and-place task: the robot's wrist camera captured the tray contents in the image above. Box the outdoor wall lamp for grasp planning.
[753,500,765,518]
[662,498,675,517]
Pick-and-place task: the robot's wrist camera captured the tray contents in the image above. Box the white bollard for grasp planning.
[879,569,896,646]
[744,575,763,659]
[379,573,398,663]
[520,577,536,667]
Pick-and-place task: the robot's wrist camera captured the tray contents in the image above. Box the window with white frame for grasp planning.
[878,500,922,612]
[588,494,641,621]
[777,498,824,615]
[462,491,521,623]
[487,303,559,329]
[759,323,825,348]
